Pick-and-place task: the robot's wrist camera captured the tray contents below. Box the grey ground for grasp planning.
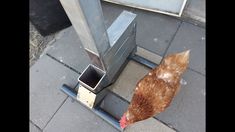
[30,1,205,132]
[29,0,205,68]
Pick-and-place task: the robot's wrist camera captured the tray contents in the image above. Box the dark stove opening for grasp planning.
[79,65,105,89]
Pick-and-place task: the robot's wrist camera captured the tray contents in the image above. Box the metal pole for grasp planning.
[59,0,110,70]
[60,0,137,85]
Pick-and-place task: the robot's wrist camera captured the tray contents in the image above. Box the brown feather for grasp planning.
[120,50,190,128]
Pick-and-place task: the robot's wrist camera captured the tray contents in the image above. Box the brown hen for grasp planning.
[120,50,190,129]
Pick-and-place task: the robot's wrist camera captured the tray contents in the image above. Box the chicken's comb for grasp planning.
[119,113,127,129]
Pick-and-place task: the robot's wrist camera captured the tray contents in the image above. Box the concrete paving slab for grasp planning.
[156,69,205,132]
[182,0,205,23]
[125,118,175,132]
[165,22,205,74]
[136,46,162,64]
[30,122,41,132]
[101,93,129,120]
[110,61,150,101]
[133,9,181,56]
[102,1,135,28]
[46,26,91,73]
[30,55,79,129]
[43,98,119,132]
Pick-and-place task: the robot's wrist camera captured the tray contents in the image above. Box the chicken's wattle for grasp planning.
[120,113,127,129]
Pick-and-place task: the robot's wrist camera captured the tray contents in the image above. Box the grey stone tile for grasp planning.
[43,98,119,132]
[46,26,91,73]
[125,118,175,132]
[165,22,205,74]
[30,122,41,132]
[183,0,205,23]
[133,9,181,56]
[30,55,79,129]
[156,69,205,132]
[136,46,162,64]
[101,1,135,28]
[100,92,129,119]
[110,61,150,101]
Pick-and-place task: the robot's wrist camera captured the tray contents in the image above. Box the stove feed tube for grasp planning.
[59,0,110,70]
[60,0,137,91]
[59,0,136,130]
[78,64,107,93]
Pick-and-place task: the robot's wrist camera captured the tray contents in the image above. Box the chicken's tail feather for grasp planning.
[178,50,190,62]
